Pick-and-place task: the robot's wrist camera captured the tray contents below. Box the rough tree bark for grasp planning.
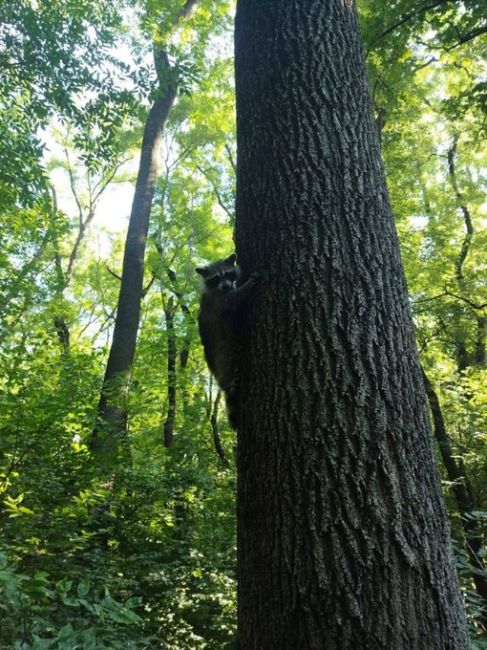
[91,0,199,461]
[234,0,468,648]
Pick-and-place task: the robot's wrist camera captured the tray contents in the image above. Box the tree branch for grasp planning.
[444,290,486,311]
[447,136,474,286]
[64,144,84,228]
[224,143,236,176]
[413,290,486,311]
[196,164,234,221]
[106,264,122,281]
[442,24,487,51]
[163,296,177,447]
[153,0,199,86]
[142,274,157,297]
[371,0,453,45]
[422,367,487,617]
[92,158,131,204]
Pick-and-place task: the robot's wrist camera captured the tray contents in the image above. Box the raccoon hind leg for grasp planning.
[217,373,238,430]
[212,351,239,429]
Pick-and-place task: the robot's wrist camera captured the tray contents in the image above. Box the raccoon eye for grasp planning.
[224,271,237,282]
[206,276,220,289]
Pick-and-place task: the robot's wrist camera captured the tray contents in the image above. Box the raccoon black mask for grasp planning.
[195,254,240,293]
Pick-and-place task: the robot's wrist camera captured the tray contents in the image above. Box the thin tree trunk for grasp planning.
[91,0,199,463]
[422,367,487,626]
[163,296,177,447]
[475,315,486,365]
[167,266,193,413]
[92,86,176,457]
[447,135,476,372]
[157,264,192,446]
[447,135,473,288]
[0,229,50,320]
[234,1,468,647]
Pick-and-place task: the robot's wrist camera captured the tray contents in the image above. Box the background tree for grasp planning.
[92,0,235,468]
[92,0,198,462]
[359,1,487,629]
[0,1,239,647]
[234,0,468,647]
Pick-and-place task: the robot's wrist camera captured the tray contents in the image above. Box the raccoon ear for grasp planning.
[195,266,208,276]
[225,253,237,266]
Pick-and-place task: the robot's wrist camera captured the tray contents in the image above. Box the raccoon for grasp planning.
[195,253,259,428]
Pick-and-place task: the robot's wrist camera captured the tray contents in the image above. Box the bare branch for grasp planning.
[65,209,96,284]
[168,144,196,172]
[142,274,157,297]
[371,0,453,45]
[62,148,97,285]
[165,268,191,315]
[196,164,233,220]
[412,293,448,305]
[442,25,487,52]
[411,56,439,74]
[224,143,236,176]
[413,290,486,311]
[63,145,84,227]
[447,136,474,285]
[92,157,131,204]
[106,264,122,282]
[151,239,192,315]
[444,290,487,311]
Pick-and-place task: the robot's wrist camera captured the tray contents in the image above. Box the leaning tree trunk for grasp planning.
[91,79,177,460]
[422,367,487,623]
[91,1,199,464]
[234,1,468,648]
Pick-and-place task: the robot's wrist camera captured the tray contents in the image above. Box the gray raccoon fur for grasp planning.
[195,254,259,428]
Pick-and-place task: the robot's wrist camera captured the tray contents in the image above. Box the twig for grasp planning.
[106,264,122,281]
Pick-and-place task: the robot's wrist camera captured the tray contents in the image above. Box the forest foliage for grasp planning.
[0,0,486,647]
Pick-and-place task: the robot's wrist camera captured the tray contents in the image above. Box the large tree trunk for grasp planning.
[234,1,468,648]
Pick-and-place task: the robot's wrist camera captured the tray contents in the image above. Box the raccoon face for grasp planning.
[196,254,239,293]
